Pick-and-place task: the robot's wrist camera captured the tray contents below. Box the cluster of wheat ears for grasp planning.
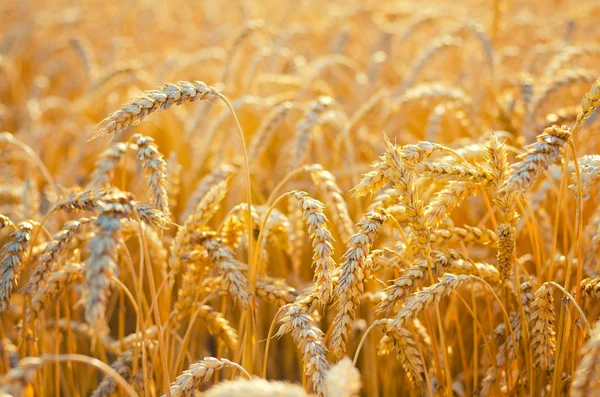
[1,0,600,396]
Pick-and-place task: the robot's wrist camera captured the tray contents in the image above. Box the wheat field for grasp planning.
[1,0,600,396]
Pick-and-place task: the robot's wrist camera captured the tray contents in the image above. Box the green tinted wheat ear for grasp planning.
[502,125,571,194]
[277,305,330,396]
[133,134,170,217]
[330,209,386,358]
[530,283,556,373]
[0,221,37,312]
[94,80,217,138]
[290,191,336,306]
[23,217,94,295]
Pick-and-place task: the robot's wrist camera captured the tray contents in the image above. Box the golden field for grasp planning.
[0,0,600,396]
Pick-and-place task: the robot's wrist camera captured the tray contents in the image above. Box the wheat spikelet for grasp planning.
[88,142,130,189]
[0,215,15,230]
[580,278,600,300]
[290,191,335,306]
[276,305,330,396]
[330,209,386,358]
[0,221,37,312]
[90,350,136,397]
[191,231,249,309]
[413,161,493,183]
[376,251,451,316]
[386,273,474,330]
[29,263,83,317]
[247,101,294,163]
[530,283,556,373]
[496,224,515,283]
[55,189,109,213]
[425,181,480,227]
[163,357,244,397]
[430,225,497,247]
[170,178,231,276]
[288,96,333,171]
[502,125,571,194]
[133,134,170,217]
[576,76,600,127]
[570,155,600,199]
[306,164,354,241]
[23,217,93,295]
[325,357,361,397]
[95,80,217,138]
[180,164,237,222]
[377,326,425,386]
[83,192,136,332]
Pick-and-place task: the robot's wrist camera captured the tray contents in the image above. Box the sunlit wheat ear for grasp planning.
[325,357,362,397]
[132,134,170,218]
[575,76,600,127]
[55,189,109,213]
[571,321,600,397]
[502,124,571,194]
[191,231,249,309]
[29,263,83,318]
[386,273,474,330]
[580,277,600,299]
[530,283,556,374]
[163,357,247,397]
[23,217,93,295]
[288,96,334,171]
[170,178,231,276]
[430,225,498,247]
[247,101,294,164]
[276,305,330,397]
[90,350,136,397]
[171,250,209,329]
[203,378,308,397]
[83,192,141,332]
[570,155,600,199]
[496,224,515,283]
[94,80,217,138]
[88,142,130,189]
[0,215,15,230]
[376,251,451,316]
[377,326,425,386]
[413,161,493,184]
[290,191,335,306]
[180,164,237,222]
[0,221,37,312]
[330,209,387,358]
[307,164,354,241]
